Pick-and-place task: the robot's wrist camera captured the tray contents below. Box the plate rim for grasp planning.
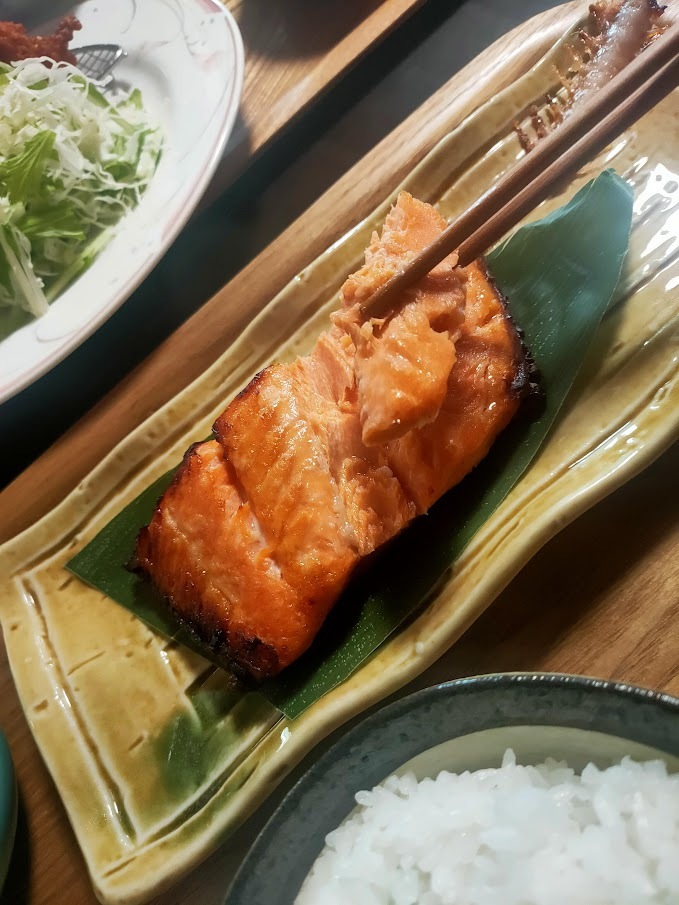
[0,0,245,404]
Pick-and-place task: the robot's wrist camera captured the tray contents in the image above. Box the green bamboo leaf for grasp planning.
[67,170,633,720]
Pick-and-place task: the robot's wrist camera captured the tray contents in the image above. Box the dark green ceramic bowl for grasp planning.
[224,673,679,905]
[0,730,16,895]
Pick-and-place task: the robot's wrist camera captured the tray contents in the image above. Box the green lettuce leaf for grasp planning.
[0,224,48,316]
[19,201,87,241]
[0,131,55,204]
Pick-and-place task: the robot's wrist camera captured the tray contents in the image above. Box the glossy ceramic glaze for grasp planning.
[1,11,679,905]
[0,730,17,896]
[0,0,244,402]
[224,675,679,905]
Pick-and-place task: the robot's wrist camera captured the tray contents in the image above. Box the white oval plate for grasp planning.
[0,0,244,403]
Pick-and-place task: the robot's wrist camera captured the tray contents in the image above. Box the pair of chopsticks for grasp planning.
[360,21,679,321]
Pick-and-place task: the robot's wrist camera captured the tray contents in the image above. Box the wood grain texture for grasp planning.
[210,0,426,201]
[1,3,678,905]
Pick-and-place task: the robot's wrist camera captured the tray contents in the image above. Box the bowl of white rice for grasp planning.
[224,673,679,905]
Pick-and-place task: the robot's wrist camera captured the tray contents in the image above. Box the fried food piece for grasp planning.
[0,17,81,67]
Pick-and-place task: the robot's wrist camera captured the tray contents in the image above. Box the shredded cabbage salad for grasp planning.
[0,58,162,322]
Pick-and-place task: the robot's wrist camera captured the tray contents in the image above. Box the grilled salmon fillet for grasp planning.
[134,193,535,679]
[336,192,466,446]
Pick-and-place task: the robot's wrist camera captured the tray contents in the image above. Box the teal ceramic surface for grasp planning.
[0,731,17,895]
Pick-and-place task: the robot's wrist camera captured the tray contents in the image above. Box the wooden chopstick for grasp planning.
[360,21,679,322]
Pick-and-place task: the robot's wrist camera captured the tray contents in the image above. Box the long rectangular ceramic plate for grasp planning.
[2,6,679,905]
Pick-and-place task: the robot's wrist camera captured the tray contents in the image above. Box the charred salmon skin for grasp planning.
[134,192,534,679]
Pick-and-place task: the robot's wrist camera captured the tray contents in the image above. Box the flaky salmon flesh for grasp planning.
[134,192,535,679]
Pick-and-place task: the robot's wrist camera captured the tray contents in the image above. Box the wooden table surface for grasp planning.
[211,0,426,200]
[1,1,678,904]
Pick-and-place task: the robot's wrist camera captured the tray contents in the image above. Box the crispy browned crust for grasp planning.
[212,368,267,445]
[129,565,281,682]
[168,611,279,683]
[476,256,543,414]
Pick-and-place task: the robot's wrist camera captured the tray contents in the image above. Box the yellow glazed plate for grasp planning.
[1,8,679,905]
